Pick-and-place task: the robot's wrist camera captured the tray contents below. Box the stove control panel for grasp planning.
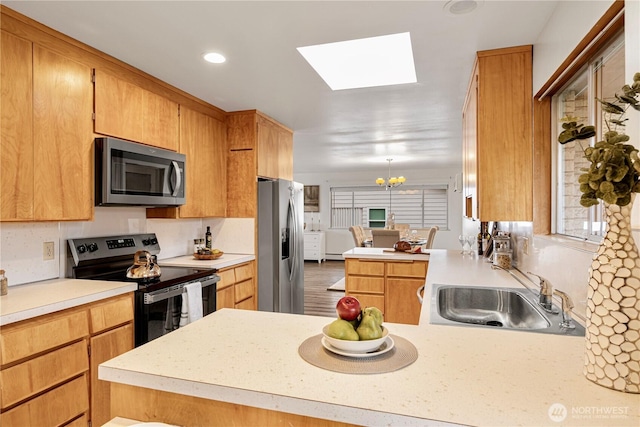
[67,233,161,268]
[106,238,136,250]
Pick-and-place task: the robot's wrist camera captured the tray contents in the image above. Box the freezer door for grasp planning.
[279,180,304,314]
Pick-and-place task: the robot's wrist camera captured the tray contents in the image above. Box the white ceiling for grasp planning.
[5,1,559,175]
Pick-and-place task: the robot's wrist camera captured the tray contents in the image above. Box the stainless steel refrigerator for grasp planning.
[257,179,305,314]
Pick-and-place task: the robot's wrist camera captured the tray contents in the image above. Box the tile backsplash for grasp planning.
[0,207,255,287]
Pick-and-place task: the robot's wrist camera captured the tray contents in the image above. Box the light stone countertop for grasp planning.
[0,254,254,326]
[158,253,255,269]
[100,250,639,426]
[342,246,430,261]
[0,278,137,326]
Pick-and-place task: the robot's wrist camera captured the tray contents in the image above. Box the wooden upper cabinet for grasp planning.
[149,106,227,218]
[94,70,179,151]
[0,37,93,222]
[462,45,533,221]
[33,45,94,221]
[226,110,293,217]
[94,69,144,141]
[1,30,34,221]
[142,90,179,151]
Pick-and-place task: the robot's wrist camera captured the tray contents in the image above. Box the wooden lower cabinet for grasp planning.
[110,383,354,427]
[0,293,134,427]
[90,323,134,426]
[345,258,428,325]
[216,261,256,310]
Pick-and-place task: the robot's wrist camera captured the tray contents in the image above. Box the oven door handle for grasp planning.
[143,276,219,305]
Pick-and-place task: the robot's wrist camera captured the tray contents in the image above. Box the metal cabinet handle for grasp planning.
[416,284,425,304]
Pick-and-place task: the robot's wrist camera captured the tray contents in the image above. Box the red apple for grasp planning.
[336,296,361,321]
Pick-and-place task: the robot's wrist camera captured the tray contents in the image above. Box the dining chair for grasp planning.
[371,229,400,248]
[349,226,366,247]
[424,226,439,249]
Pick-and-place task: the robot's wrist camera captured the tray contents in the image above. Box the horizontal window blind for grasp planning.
[330,185,448,229]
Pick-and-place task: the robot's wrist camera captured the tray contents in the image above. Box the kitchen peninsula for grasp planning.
[100,251,639,427]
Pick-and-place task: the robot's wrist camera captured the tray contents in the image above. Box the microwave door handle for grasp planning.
[170,161,182,197]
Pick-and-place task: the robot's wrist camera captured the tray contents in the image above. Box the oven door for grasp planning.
[134,274,218,346]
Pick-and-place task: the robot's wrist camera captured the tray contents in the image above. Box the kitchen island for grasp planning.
[100,250,638,426]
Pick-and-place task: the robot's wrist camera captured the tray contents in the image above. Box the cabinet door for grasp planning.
[227,149,257,218]
[385,278,423,325]
[217,285,235,310]
[90,323,134,427]
[0,30,33,221]
[257,116,279,179]
[94,69,144,141]
[277,126,293,180]
[33,45,93,220]
[143,90,179,151]
[179,107,227,218]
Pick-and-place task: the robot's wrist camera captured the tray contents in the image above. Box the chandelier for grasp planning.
[376,158,406,190]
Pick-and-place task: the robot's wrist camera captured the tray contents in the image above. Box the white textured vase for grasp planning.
[585,197,640,393]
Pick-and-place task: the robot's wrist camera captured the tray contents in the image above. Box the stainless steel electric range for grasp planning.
[67,233,219,346]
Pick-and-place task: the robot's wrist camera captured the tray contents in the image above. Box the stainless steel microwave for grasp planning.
[95,137,186,207]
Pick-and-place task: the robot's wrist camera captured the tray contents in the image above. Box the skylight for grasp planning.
[297,32,417,91]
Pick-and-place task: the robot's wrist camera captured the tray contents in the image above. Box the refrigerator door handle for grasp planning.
[288,196,297,282]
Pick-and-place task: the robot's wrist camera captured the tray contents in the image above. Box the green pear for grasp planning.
[356,313,383,340]
[363,306,383,327]
[326,319,359,341]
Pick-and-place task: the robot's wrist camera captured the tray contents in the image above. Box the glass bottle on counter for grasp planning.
[205,226,212,250]
[0,269,8,296]
[477,223,484,256]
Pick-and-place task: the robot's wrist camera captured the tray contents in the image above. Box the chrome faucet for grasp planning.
[527,272,558,314]
[553,289,576,329]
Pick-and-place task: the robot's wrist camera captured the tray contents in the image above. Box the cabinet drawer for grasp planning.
[346,276,385,294]
[347,293,384,313]
[235,262,254,283]
[235,279,254,303]
[0,309,89,366]
[89,293,134,334]
[305,242,319,250]
[387,261,428,278]
[2,374,89,426]
[304,235,320,243]
[346,259,385,276]
[217,269,236,290]
[235,296,254,310]
[1,340,88,409]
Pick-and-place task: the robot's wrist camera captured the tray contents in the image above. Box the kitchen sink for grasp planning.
[430,284,585,336]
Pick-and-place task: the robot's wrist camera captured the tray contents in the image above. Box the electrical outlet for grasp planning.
[43,241,55,260]
[522,237,529,255]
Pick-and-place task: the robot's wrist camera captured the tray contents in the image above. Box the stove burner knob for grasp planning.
[87,243,98,252]
[76,244,87,254]
[150,238,158,245]
[142,239,151,246]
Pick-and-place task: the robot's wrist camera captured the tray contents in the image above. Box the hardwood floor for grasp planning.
[303,260,345,317]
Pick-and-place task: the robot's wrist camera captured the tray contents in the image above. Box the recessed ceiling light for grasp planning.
[203,52,226,64]
[443,0,483,15]
[297,32,417,91]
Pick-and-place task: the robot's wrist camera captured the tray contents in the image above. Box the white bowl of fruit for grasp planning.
[322,296,388,353]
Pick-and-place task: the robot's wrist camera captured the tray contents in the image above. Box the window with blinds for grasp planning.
[330,185,448,229]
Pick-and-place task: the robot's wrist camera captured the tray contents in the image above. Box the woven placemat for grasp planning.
[298,334,418,374]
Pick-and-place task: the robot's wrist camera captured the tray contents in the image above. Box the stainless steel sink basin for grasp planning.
[430,284,585,336]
